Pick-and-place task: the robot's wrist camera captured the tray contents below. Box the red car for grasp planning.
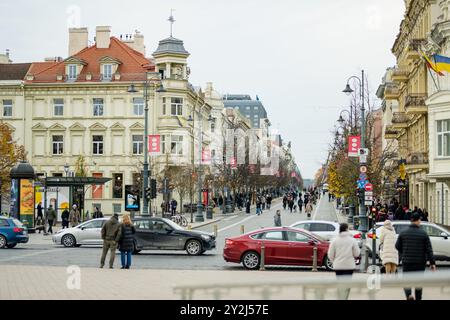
[224,227,333,270]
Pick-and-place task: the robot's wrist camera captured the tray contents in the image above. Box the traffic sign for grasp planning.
[359,155,367,164]
[365,200,373,206]
[359,173,367,180]
[365,195,373,201]
[365,183,373,192]
[360,166,367,173]
[365,191,373,196]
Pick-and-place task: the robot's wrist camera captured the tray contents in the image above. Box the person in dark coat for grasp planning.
[394,206,404,221]
[61,208,70,229]
[245,198,251,214]
[395,212,436,300]
[297,196,303,212]
[274,210,282,227]
[118,214,136,269]
[404,209,412,221]
[422,209,429,222]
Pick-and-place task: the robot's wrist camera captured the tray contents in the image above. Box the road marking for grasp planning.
[218,215,257,233]
[0,248,69,263]
[223,216,239,221]
[312,197,323,220]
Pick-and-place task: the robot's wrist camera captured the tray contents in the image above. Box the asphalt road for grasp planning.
[2,196,448,271]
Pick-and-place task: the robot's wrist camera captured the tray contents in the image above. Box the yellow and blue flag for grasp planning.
[433,54,450,73]
[420,51,444,76]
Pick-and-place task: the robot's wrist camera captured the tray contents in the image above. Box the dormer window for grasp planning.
[103,64,113,80]
[68,65,77,80]
[64,57,87,82]
[99,56,122,82]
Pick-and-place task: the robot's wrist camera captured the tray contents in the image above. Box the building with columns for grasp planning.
[0,26,216,217]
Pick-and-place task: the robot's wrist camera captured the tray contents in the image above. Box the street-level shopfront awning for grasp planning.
[44,177,112,187]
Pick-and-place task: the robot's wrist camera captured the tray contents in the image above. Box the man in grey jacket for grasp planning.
[100,214,121,269]
[328,223,360,299]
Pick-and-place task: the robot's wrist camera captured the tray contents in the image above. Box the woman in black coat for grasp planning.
[119,214,136,269]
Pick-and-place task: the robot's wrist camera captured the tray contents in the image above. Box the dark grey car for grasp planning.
[132,217,216,255]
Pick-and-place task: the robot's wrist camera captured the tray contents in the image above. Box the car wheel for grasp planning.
[0,235,7,249]
[323,255,333,271]
[186,239,202,256]
[242,251,260,270]
[62,234,76,248]
[6,243,17,249]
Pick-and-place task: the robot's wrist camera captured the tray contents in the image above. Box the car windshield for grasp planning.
[12,219,24,227]
[162,219,184,231]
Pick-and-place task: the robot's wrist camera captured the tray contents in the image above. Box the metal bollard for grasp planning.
[240,225,245,234]
[213,224,218,238]
[312,246,318,272]
[260,242,266,271]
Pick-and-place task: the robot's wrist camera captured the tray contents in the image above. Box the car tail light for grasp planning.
[367,233,377,239]
[353,233,361,239]
[13,227,24,233]
[225,239,234,246]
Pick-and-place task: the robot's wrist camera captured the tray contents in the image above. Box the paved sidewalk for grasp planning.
[0,265,448,300]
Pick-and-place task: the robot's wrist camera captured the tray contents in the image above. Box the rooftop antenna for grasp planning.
[168,9,176,37]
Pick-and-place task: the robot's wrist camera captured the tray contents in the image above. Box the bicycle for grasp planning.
[171,213,189,228]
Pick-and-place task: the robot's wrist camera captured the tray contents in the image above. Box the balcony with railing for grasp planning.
[384,83,400,100]
[405,93,427,114]
[391,67,409,83]
[391,112,410,129]
[406,39,426,61]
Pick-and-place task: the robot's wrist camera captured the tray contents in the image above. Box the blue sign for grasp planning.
[357,180,368,189]
[359,173,367,180]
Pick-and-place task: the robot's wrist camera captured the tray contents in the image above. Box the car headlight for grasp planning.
[201,235,211,241]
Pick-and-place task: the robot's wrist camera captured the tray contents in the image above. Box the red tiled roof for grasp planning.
[27,37,155,83]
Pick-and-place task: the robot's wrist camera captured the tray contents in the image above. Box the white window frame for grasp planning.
[52,135,64,155]
[93,135,104,155]
[170,98,183,116]
[170,135,183,155]
[133,98,144,116]
[2,100,12,117]
[93,98,104,117]
[132,135,144,155]
[68,64,77,80]
[53,99,64,117]
[102,64,113,80]
[437,119,450,158]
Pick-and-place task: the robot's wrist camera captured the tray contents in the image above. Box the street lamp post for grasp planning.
[188,112,213,223]
[343,69,372,271]
[128,73,165,216]
[64,164,69,177]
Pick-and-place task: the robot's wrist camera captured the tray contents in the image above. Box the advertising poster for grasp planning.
[10,179,19,219]
[125,185,140,212]
[92,173,103,199]
[20,179,34,215]
[149,135,161,155]
[46,187,70,221]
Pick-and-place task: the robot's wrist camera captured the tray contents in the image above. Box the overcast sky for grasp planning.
[0,0,405,179]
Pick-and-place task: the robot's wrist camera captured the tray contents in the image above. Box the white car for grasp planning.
[365,221,450,261]
[53,218,108,247]
[290,220,362,243]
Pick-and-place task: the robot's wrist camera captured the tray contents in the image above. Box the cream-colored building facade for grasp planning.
[0,26,227,217]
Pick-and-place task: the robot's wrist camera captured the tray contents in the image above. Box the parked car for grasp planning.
[365,221,450,261]
[224,226,333,270]
[0,217,29,248]
[53,218,108,247]
[290,220,362,245]
[133,217,215,255]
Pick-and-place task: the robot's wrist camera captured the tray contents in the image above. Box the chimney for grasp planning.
[132,31,145,55]
[69,28,89,56]
[96,26,111,49]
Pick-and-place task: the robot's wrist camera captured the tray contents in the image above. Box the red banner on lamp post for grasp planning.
[149,135,161,154]
[202,148,211,165]
[348,136,361,157]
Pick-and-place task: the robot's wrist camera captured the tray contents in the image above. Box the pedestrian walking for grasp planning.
[274,210,282,227]
[327,223,360,300]
[118,214,136,270]
[288,199,294,213]
[245,198,251,214]
[256,199,262,216]
[282,195,287,210]
[298,197,303,213]
[61,208,70,229]
[46,205,57,234]
[266,195,272,210]
[395,212,436,300]
[305,202,313,219]
[69,204,81,227]
[100,213,121,269]
[422,209,429,222]
[379,220,399,274]
[170,199,178,216]
[37,202,43,220]
[93,207,104,219]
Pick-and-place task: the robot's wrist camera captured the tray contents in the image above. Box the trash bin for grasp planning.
[206,205,213,219]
